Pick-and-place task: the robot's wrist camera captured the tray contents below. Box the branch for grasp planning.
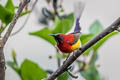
[45,17,120,80]
[11,0,38,36]
[53,0,60,19]
[2,0,30,47]
[56,47,61,67]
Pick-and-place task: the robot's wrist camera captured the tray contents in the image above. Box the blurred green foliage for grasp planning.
[30,13,74,46]
[21,59,47,80]
[81,66,101,80]
[7,50,47,80]
[30,27,56,45]
[0,0,30,35]
[57,72,69,80]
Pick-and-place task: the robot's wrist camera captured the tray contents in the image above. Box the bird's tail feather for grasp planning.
[74,1,85,33]
[74,1,85,20]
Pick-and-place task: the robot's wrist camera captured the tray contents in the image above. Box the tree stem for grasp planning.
[0,47,5,80]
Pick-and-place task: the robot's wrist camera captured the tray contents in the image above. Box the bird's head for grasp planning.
[50,33,65,44]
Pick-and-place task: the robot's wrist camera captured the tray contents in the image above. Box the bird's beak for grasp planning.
[49,34,62,44]
[49,34,58,41]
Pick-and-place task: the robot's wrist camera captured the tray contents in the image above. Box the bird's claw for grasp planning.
[67,66,72,70]
[67,70,78,79]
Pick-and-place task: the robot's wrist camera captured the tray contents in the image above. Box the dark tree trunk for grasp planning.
[0,47,5,80]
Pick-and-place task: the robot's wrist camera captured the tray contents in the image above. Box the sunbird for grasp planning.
[50,20,81,53]
[50,1,85,60]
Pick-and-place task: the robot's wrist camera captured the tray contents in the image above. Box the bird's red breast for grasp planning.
[57,34,75,53]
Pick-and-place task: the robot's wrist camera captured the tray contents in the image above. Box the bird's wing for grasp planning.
[70,32,81,45]
[74,1,85,33]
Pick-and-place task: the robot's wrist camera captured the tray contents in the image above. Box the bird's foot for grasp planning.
[65,65,78,79]
[67,66,73,71]
[67,70,78,79]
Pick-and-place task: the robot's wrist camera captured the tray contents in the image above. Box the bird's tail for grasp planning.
[74,1,85,33]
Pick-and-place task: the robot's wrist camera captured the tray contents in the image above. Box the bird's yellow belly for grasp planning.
[71,39,81,51]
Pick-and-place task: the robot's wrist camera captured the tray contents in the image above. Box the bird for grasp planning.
[50,20,81,53]
[50,1,85,62]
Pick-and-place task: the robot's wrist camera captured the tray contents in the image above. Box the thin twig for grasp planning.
[74,60,86,74]
[2,0,30,47]
[89,51,97,65]
[45,17,120,80]
[56,47,61,67]
[46,69,54,74]
[53,0,60,19]
[11,0,38,36]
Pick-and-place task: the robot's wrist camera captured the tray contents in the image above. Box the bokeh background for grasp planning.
[2,0,120,80]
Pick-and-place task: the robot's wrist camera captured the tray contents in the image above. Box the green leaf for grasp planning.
[60,8,64,12]
[5,0,15,13]
[7,61,20,74]
[20,59,47,80]
[7,49,20,75]
[0,4,14,24]
[92,31,118,50]
[89,51,98,66]
[20,10,31,17]
[67,13,74,21]
[80,34,93,56]
[29,27,56,46]
[89,20,103,35]
[80,31,118,55]
[52,13,74,34]
[57,72,69,80]
[89,20,119,51]
[80,66,101,80]
[0,26,6,35]
[14,6,19,9]
[12,49,18,65]
[80,34,93,45]
[12,49,16,59]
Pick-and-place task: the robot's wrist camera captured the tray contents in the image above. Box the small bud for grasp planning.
[48,55,52,59]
